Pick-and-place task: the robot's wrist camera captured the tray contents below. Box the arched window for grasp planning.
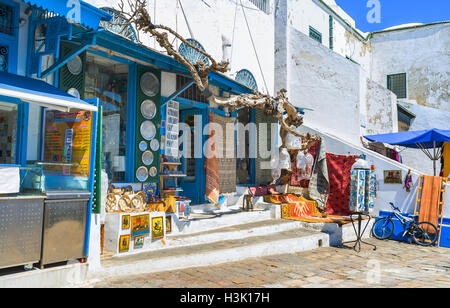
[100,7,139,43]
[235,69,258,91]
[178,38,210,66]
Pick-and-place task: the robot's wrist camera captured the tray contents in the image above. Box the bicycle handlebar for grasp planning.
[389,202,400,212]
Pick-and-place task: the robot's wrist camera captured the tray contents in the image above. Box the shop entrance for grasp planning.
[180,108,206,205]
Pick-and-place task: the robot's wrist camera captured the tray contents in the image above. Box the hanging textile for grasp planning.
[326,153,360,216]
[205,112,220,204]
[443,142,450,178]
[308,138,330,212]
[349,166,377,214]
[291,140,320,187]
[419,175,442,229]
[210,112,237,194]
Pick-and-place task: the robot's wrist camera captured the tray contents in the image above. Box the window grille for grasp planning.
[387,73,407,99]
[309,26,322,44]
[0,3,13,35]
[0,46,8,72]
[248,0,270,14]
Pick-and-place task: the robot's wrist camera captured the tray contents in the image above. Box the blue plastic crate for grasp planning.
[438,217,450,248]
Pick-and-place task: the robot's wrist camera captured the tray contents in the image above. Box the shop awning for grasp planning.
[364,129,450,149]
[23,0,111,30]
[0,71,97,112]
[364,129,450,175]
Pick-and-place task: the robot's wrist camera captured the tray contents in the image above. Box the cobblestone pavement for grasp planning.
[86,239,450,288]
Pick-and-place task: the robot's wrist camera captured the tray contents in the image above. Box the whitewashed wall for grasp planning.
[364,79,398,135]
[284,0,371,72]
[279,26,362,145]
[370,23,450,111]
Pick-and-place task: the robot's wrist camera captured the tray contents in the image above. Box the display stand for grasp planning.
[341,212,376,252]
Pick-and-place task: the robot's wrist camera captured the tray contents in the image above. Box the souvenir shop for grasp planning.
[32,6,264,256]
[0,0,108,271]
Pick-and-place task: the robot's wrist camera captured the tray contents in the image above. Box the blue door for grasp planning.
[180,108,207,205]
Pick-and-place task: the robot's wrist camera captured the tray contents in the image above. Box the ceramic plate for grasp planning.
[149,166,158,177]
[136,166,149,182]
[67,55,83,75]
[142,151,154,166]
[140,72,159,97]
[141,99,157,119]
[150,139,160,151]
[140,121,156,141]
[139,141,147,152]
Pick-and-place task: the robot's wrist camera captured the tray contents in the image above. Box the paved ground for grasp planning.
[85,239,450,288]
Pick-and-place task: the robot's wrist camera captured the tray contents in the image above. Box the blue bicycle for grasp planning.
[372,202,438,247]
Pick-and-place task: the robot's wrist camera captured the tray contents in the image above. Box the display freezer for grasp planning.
[40,190,91,268]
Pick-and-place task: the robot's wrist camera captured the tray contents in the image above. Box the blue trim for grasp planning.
[209,72,253,95]
[162,79,195,107]
[0,0,19,74]
[86,48,133,65]
[22,0,111,30]
[125,62,137,182]
[40,41,93,78]
[82,98,99,258]
[168,96,209,110]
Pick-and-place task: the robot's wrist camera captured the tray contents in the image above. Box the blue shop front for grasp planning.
[51,6,276,256]
[0,0,276,267]
[0,0,110,271]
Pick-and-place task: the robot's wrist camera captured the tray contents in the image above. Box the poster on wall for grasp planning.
[131,214,150,237]
[43,110,93,177]
[164,100,179,157]
[152,216,164,239]
[119,235,130,253]
[384,170,402,184]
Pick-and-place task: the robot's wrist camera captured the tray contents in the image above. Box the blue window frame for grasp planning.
[0,0,19,74]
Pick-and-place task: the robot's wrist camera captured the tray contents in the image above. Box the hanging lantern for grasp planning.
[271,168,281,182]
[278,148,291,171]
[286,126,302,149]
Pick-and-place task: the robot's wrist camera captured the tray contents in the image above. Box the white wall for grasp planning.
[284,0,371,72]
[371,23,450,111]
[280,26,362,145]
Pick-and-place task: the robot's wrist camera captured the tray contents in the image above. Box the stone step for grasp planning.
[92,227,329,280]
[170,207,273,236]
[165,219,309,249]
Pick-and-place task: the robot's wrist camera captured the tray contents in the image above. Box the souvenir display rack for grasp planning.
[160,155,186,196]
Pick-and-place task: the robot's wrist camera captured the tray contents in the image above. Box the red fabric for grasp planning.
[325,153,360,216]
[248,185,268,197]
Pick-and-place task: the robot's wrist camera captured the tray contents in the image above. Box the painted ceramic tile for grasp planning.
[152,216,164,239]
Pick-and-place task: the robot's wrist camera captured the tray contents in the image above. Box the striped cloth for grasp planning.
[308,138,330,212]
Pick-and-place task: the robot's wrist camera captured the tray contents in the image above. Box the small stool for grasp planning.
[243,194,254,212]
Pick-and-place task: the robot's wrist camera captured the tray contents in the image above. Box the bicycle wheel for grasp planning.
[372,217,395,240]
[412,222,438,246]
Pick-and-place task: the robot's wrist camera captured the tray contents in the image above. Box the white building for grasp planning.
[84,0,449,175]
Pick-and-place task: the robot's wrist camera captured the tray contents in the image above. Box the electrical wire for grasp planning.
[240,0,269,95]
